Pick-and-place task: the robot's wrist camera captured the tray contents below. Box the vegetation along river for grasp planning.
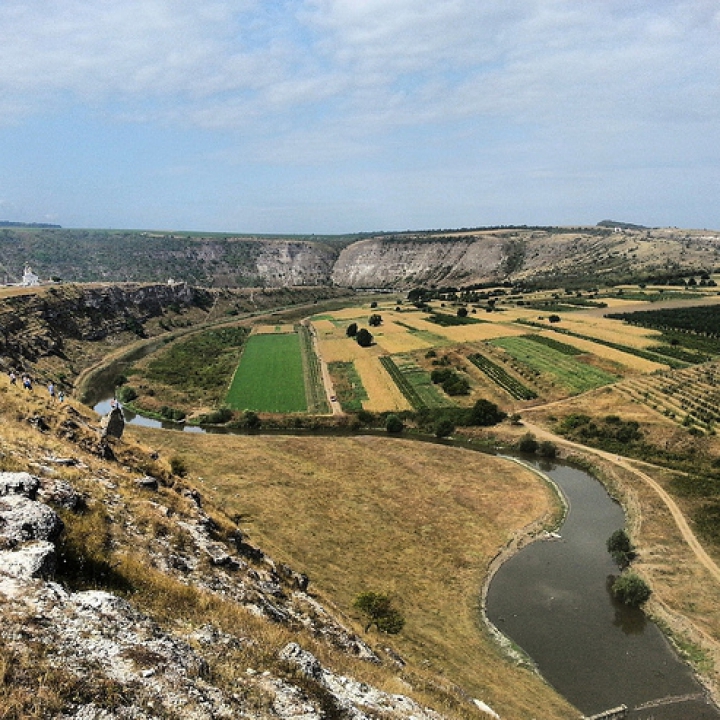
[94,394,719,719]
[486,459,719,719]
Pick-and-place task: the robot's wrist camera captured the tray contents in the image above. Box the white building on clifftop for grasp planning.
[20,265,39,286]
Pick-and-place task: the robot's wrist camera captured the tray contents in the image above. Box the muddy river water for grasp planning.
[485,460,719,719]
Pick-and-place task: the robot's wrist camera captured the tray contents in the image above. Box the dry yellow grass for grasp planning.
[435,322,526,343]
[139,428,576,720]
[553,314,663,349]
[371,321,433,354]
[315,334,360,363]
[252,324,295,334]
[311,318,337,336]
[353,353,412,412]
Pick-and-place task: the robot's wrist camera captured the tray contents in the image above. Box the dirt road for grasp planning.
[521,419,720,585]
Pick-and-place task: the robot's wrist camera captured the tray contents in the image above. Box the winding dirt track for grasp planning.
[521,419,720,585]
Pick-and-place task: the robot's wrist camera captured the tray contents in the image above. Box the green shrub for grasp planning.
[117,385,138,403]
[538,440,558,458]
[385,414,404,434]
[170,457,188,477]
[607,529,636,567]
[611,572,651,607]
[468,399,507,426]
[518,433,539,454]
[434,419,455,438]
[199,408,234,425]
[353,592,405,634]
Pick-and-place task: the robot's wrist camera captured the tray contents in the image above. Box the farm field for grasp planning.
[491,335,618,394]
[226,332,307,412]
[217,293,720,419]
[617,360,720,432]
[379,355,454,410]
[327,361,367,411]
[353,353,411,412]
[530,330,664,373]
[310,299,673,413]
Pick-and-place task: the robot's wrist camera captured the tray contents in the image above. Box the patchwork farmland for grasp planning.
[108,289,720,430]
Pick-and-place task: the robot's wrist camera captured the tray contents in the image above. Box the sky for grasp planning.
[0,0,719,234]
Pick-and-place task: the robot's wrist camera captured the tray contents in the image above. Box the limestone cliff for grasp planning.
[0,283,208,366]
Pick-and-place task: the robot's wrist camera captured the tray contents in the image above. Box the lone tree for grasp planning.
[385,414,404,434]
[434,418,455,438]
[468,398,507,426]
[368,313,383,327]
[356,328,373,347]
[517,433,539,454]
[611,572,651,607]
[456,306,468,318]
[607,529,636,568]
[353,592,405,634]
[346,322,358,337]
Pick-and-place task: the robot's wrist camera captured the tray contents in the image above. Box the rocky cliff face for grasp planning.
[0,396,469,720]
[331,236,510,288]
[4,226,720,290]
[331,228,720,289]
[0,283,208,367]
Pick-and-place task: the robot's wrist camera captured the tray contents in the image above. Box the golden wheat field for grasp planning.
[252,323,295,334]
[353,353,412,412]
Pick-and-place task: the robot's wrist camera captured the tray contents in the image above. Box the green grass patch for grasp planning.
[426,312,485,327]
[514,320,689,368]
[381,355,455,410]
[493,336,617,394]
[328,361,368,411]
[226,333,307,412]
[141,327,248,406]
[521,334,584,356]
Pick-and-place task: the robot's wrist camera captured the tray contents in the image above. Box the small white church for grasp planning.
[20,265,40,286]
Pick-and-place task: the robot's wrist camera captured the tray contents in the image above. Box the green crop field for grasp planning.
[492,335,617,394]
[226,333,307,412]
[381,354,455,410]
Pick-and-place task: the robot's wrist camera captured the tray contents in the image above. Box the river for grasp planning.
[485,459,719,719]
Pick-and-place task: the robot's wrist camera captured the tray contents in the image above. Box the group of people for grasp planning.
[8,370,64,402]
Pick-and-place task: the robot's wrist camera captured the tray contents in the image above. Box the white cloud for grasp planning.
[1,0,718,133]
[1,0,719,230]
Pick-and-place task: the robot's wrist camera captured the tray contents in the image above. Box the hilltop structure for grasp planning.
[20,265,39,286]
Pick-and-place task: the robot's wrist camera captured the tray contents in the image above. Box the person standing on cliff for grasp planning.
[8,370,16,385]
[48,382,56,401]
